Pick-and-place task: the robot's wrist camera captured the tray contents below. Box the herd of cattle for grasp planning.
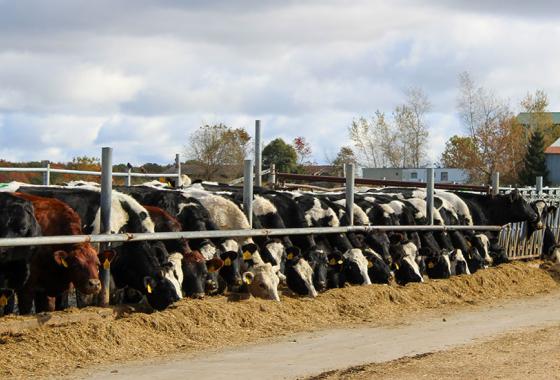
[0,179,557,315]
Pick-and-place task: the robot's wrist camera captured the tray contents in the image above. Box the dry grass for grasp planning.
[0,262,557,379]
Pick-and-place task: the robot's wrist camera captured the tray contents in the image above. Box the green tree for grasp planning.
[518,130,549,186]
[262,138,298,173]
[332,146,357,167]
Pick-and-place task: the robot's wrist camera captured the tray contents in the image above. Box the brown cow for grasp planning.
[14,192,101,313]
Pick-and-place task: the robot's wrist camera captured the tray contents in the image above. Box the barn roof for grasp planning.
[545,137,560,154]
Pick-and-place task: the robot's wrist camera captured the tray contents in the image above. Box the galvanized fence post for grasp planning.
[100,147,113,307]
[491,172,500,195]
[426,167,434,225]
[42,160,50,186]
[243,159,254,228]
[175,153,182,187]
[536,176,543,197]
[345,163,355,226]
[269,163,276,188]
[255,120,262,188]
[125,168,132,187]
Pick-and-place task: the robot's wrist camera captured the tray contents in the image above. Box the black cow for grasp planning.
[0,193,42,315]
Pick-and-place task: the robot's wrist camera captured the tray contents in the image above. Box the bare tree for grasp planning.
[348,116,383,167]
[453,72,523,183]
[186,123,251,180]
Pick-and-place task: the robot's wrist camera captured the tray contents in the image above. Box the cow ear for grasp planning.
[548,205,558,214]
[242,243,258,254]
[286,246,300,260]
[143,276,156,294]
[242,271,254,285]
[206,257,224,273]
[53,250,70,268]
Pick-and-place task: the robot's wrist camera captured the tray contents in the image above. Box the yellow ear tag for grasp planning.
[243,277,252,285]
[224,258,232,266]
[287,253,294,260]
[146,284,153,294]
[395,263,400,270]
[428,262,435,269]
[0,295,7,307]
[338,260,343,265]
[103,258,110,270]
[329,258,336,265]
[367,261,373,268]
[61,258,69,268]
[208,266,216,273]
[243,251,252,261]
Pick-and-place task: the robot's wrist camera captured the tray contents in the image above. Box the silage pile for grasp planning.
[0,262,557,379]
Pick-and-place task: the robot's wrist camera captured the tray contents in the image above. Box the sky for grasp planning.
[1,0,560,166]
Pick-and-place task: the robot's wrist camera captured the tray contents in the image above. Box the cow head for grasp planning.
[528,200,557,237]
[420,247,451,279]
[326,251,346,288]
[182,250,208,299]
[205,257,224,295]
[242,262,281,301]
[505,190,538,224]
[285,248,318,298]
[343,249,372,285]
[449,249,470,275]
[143,270,181,311]
[363,248,392,284]
[365,231,392,266]
[389,236,423,284]
[219,250,242,290]
[0,195,41,256]
[303,247,329,292]
[261,239,285,267]
[55,244,101,295]
[162,253,184,300]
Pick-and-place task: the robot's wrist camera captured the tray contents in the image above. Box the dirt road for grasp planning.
[310,324,560,380]
[77,291,560,380]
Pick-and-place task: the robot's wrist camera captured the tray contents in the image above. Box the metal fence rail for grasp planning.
[0,153,183,186]
[0,225,504,248]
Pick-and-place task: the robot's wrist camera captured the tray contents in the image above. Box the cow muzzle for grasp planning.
[84,279,102,294]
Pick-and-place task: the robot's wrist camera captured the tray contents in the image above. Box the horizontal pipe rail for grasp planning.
[276,172,491,192]
[0,225,503,248]
[0,167,179,178]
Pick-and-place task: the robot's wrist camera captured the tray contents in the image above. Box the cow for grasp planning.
[242,262,281,301]
[110,240,181,310]
[284,248,318,298]
[389,235,424,284]
[343,248,372,285]
[0,193,42,315]
[13,192,101,313]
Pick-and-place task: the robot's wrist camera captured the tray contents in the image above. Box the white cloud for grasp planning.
[0,0,559,166]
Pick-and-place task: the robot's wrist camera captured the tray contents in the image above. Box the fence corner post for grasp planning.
[491,172,500,195]
[243,159,254,228]
[100,147,113,307]
[345,163,355,226]
[42,160,50,186]
[426,167,434,225]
